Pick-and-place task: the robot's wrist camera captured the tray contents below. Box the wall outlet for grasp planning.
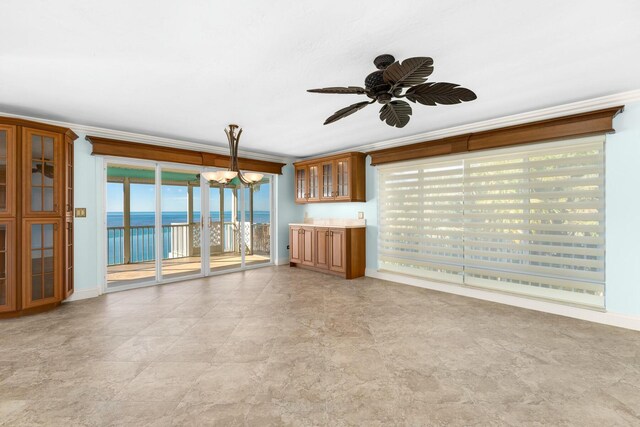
[304,211,308,218]
[357,211,364,219]
[75,208,87,218]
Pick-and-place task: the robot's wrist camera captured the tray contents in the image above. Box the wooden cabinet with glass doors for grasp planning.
[294,152,366,203]
[0,116,77,317]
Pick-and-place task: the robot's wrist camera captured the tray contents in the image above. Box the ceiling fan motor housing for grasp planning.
[374,54,395,69]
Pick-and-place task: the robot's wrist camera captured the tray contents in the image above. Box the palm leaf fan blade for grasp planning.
[379,100,412,128]
[324,101,371,125]
[383,57,434,87]
[405,82,477,106]
[307,86,367,94]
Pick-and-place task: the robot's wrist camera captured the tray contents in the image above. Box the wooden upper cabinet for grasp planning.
[294,152,366,204]
[307,165,319,201]
[320,161,334,200]
[295,167,307,202]
[0,125,16,217]
[22,128,63,217]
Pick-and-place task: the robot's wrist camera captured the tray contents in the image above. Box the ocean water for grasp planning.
[107,211,270,227]
[107,211,270,265]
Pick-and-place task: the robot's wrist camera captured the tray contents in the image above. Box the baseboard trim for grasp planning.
[63,287,101,302]
[275,258,290,266]
[365,268,640,331]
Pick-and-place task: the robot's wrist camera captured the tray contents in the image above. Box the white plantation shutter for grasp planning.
[378,136,606,308]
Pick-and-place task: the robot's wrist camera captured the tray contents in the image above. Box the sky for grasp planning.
[107,182,271,212]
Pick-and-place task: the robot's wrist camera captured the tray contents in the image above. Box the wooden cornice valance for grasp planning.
[0,116,78,141]
[86,135,286,175]
[367,106,624,166]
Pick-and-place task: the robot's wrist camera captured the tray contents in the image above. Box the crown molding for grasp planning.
[297,89,640,161]
[0,111,293,164]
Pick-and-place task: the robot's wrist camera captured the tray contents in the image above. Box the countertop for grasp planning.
[289,218,366,229]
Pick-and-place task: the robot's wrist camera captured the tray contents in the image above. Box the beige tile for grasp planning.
[182,362,266,404]
[137,318,199,336]
[115,361,209,402]
[3,265,640,426]
[104,335,180,362]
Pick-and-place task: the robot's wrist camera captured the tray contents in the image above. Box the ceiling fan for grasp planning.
[308,54,477,128]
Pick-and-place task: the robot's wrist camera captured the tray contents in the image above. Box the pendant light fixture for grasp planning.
[201,124,264,185]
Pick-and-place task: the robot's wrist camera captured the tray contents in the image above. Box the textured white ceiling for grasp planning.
[1,0,640,158]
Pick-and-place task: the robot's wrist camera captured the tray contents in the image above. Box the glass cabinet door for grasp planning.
[0,125,16,217]
[295,167,307,201]
[308,165,319,201]
[23,218,61,308]
[65,136,74,217]
[23,128,61,216]
[321,161,334,200]
[0,220,15,312]
[335,158,351,199]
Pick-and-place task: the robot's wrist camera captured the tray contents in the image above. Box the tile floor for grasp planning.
[1,266,639,426]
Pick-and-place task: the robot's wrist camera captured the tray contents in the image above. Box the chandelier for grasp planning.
[201,124,264,185]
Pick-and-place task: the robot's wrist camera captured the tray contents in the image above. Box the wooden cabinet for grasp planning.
[0,219,15,313]
[314,227,329,269]
[301,227,315,266]
[294,152,366,203]
[22,218,62,309]
[328,228,346,273]
[289,225,365,279]
[295,164,320,202]
[0,116,77,318]
[289,226,302,263]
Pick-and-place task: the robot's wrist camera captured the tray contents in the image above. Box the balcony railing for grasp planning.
[107,222,270,266]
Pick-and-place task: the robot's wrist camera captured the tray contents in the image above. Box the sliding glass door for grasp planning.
[160,167,202,280]
[105,160,273,290]
[245,177,271,267]
[106,164,157,287]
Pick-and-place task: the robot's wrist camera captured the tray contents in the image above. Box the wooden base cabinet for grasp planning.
[0,116,77,318]
[289,225,365,279]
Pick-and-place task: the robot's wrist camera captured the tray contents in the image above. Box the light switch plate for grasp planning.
[357,211,364,219]
[75,208,87,218]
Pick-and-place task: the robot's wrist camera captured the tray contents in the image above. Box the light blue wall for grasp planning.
[605,102,640,315]
[72,131,103,291]
[302,156,378,270]
[277,164,304,263]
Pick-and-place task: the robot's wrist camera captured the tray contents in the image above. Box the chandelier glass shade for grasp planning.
[201,124,263,185]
